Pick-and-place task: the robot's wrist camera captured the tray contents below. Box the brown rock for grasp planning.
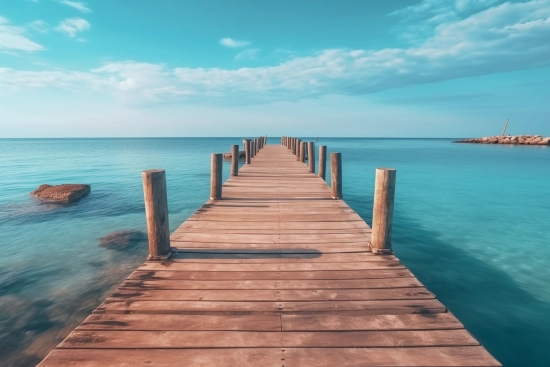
[31,184,90,203]
[99,230,147,250]
[223,151,246,160]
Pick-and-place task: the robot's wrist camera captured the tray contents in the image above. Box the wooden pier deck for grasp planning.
[39,144,500,366]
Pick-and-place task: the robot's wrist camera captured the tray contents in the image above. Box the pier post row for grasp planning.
[243,139,251,164]
[308,141,315,173]
[141,169,171,260]
[371,168,397,254]
[319,145,327,180]
[330,152,343,199]
[210,153,223,200]
[231,144,239,176]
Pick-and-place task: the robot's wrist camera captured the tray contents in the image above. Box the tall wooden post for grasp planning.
[142,169,171,260]
[210,153,222,200]
[318,145,327,180]
[307,141,315,173]
[243,139,251,164]
[300,141,306,162]
[330,152,342,199]
[231,144,239,176]
[371,168,396,255]
[251,140,255,158]
[292,138,297,154]
[296,139,302,161]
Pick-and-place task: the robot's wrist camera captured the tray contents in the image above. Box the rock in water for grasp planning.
[31,184,91,203]
[99,230,147,250]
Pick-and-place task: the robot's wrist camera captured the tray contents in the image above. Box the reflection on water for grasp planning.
[0,138,549,367]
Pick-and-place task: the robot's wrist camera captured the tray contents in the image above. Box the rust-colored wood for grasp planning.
[141,169,171,259]
[371,168,396,254]
[307,141,315,173]
[39,144,500,367]
[330,152,342,199]
[243,139,251,164]
[231,144,239,176]
[210,153,222,200]
[318,145,326,180]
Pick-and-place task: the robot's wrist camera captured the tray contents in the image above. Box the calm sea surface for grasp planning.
[0,138,549,366]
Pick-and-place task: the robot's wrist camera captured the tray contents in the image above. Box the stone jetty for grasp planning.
[455,135,550,145]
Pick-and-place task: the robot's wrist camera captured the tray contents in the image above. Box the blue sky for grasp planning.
[0,0,549,137]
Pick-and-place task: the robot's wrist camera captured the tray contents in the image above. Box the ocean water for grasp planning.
[0,138,549,366]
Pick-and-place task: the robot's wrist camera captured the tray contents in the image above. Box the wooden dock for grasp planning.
[39,141,501,366]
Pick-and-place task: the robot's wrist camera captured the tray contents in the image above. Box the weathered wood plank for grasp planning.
[39,347,501,367]
[59,329,478,348]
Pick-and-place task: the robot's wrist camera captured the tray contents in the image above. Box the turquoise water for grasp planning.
[0,138,549,366]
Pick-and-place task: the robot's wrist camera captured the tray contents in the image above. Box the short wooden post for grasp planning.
[251,140,255,158]
[210,153,222,200]
[330,152,342,199]
[231,144,239,176]
[243,139,251,164]
[300,141,306,162]
[371,168,396,255]
[142,169,172,260]
[318,145,327,180]
[292,138,297,154]
[256,138,260,153]
[296,139,302,160]
[307,141,315,173]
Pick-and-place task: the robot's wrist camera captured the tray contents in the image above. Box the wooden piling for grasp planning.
[308,141,315,173]
[231,144,239,176]
[296,139,302,161]
[371,168,396,254]
[251,140,255,158]
[142,169,171,260]
[300,141,306,162]
[330,152,342,199]
[319,145,327,180]
[243,139,251,164]
[210,153,223,200]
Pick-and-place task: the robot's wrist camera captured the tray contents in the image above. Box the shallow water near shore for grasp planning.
[0,137,549,366]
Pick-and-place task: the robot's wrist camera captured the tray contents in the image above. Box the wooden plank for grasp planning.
[39,347,501,367]
[119,278,421,290]
[281,313,465,331]
[59,329,479,348]
[77,314,281,331]
[107,288,435,301]
[96,299,446,315]
[168,251,389,263]
[128,269,414,280]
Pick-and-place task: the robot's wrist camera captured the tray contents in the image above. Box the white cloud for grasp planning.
[1,1,549,105]
[0,16,44,52]
[59,1,91,13]
[220,37,250,48]
[56,18,90,37]
[29,20,49,33]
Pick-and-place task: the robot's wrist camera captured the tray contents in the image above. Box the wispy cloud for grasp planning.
[235,48,259,61]
[59,0,91,13]
[0,16,44,52]
[29,20,49,33]
[2,1,549,105]
[56,18,90,37]
[220,37,250,48]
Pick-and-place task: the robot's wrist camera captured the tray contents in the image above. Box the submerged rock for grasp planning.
[99,230,147,250]
[31,184,91,203]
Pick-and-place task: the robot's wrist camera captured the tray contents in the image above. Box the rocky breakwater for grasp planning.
[31,184,91,203]
[455,135,550,145]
